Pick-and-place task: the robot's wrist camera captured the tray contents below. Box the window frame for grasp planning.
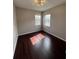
[35,14,41,26]
[43,14,51,27]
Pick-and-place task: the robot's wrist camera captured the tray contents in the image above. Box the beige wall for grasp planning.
[15,3,66,41]
[43,3,66,41]
[13,5,18,53]
[16,8,41,35]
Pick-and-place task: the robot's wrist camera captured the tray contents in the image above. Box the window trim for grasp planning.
[43,14,51,27]
[35,14,41,26]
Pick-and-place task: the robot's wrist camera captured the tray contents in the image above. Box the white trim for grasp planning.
[18,30,66,42]
[13,35,18,54]
[51,33,66,42]
[43,30,66,42]
[18,30,42,36]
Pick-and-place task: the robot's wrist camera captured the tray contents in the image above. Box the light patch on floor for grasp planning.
[30,33,45,45]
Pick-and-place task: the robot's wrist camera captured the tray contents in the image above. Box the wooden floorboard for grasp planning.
[14,31,66,59]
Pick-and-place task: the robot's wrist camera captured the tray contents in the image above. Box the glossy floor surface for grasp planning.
[14,31,66,59]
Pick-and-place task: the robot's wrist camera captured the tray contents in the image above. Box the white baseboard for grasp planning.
[51,33,66,42]
[18,30,66,42]
[43,30,66,42]
[13,35,18,55]
[18,30,42,36]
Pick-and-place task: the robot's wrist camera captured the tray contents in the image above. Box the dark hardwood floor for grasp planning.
[14,31,66,59]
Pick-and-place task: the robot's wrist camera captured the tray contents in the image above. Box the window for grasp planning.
[35,15,41,25]
[43,14,51,27]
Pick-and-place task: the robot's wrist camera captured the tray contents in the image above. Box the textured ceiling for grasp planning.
[13,0,65,11]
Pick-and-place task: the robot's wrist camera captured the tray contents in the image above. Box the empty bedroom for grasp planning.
[13,0,66,59]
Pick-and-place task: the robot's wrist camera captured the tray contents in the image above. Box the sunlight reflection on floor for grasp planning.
[30,33,51,51]
[30,33,45,45]
[30,33,52,58]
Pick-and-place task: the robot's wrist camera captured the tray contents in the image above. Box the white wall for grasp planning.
[13,5,18,53]
[43,3,66,41]
[16,7,41,35]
